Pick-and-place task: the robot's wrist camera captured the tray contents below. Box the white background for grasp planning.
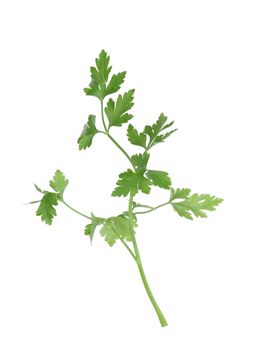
[0,1,259,349]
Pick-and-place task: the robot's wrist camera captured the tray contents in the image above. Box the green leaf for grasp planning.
[100,218,118,246]
[169,188,191,201]
[94,49,111,83]
[112,169,151,197]
[170,189,223,220]
[84,50,112,100]
[36,192,59,225]
[49,170,69,195]
[131,152,150,174]
[105,89,135,128]
[144,113,177,150]
[146,170,171,189]
[84,213,105,243]
[84,80,102,100]
[78,115,99,150]
[100,216,136,246]
[127,124,147,148]
[84,50,126,99]
[105,71,126,97]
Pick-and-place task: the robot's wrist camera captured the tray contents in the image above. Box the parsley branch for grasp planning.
[31,49,223,328]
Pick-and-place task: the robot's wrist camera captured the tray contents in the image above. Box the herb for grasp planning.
[30,50,223,327]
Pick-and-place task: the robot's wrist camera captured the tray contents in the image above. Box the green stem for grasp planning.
[60,199,91,220]
[106,133,135,170]
[128,193,168,327]
[100,100,135,170]
[117,236,136,260]
[101,99,108,132]
[134,201,170,215]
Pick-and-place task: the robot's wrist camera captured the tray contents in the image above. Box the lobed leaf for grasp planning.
[112,169,151,197]
[131,152,150,174]
[100,215,136,246]
[105,89,135,128]
[127,124,147,148]
[169,188,191,201]
[146,170,171,189]
[36,192,59,225]
[49,170,69,196]
[144,113,177,150]
[105,71,126,97]
[84,50,112,100]
[170,189,223,220]
[84,50,126,100]
[78,115,99,150]
[127,113,176,150]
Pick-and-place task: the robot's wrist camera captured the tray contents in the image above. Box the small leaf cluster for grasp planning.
[32,49,223,246]
[169,188,223,220]
[35,170,68,225]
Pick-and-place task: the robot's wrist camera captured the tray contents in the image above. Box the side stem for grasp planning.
[134,201,170,215]
[60,199,91,220]
[100,100,135,170]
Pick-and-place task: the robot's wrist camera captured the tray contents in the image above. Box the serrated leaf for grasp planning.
[105,90,135,128]
[112,169,151,197]
[169,188,191,201]
[153,130,176,143]
[146,170,171,189]
[127,124,147,148]
[131,152,150,174]
[100,216,136,246]
[100,218,118,247]
[109,216,134,241]
[84,81,102,100]
[49,170,69,195]
[144,113,176,150]
[78,115,98,150]
[171,191,223,220]
[36,192,59,225]
[84,50,112,100]
[94,50,111,83]
[105,71,126,97]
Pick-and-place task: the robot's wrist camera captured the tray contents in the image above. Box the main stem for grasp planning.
[128,194,168,327]
[100,99,167,327]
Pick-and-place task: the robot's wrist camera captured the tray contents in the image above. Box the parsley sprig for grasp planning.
[30,50,223,327]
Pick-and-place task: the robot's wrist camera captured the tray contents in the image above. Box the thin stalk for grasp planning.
[134,204,153,209]
[106,133,136,170]
[128,193,168,327]
[101,99,108,132]
[134,201,170,215]
[60,199,91,220]
[117,236,136,260]
[100,100,135,170]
